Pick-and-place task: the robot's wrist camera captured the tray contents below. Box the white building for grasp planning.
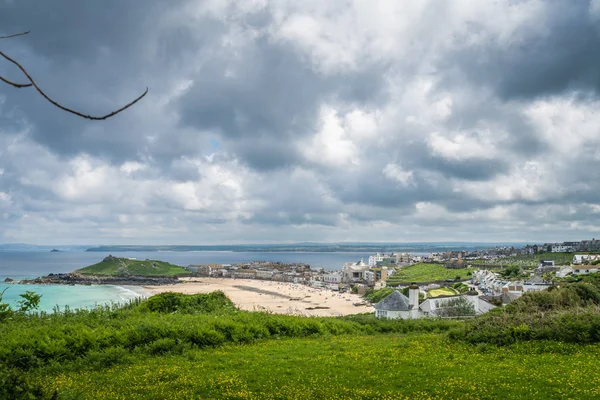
[368,253,386,267]
[255,270,274,280]
[573,254,600,265]
[374,287,496,320]
[396,253,411,264]
[572,266,600,275]
[323,272,343,284]
[343,259,370,283]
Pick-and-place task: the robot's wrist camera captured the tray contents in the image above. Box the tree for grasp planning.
[1,30,147,120]
[500,265,522,279]
[436,296,476,317]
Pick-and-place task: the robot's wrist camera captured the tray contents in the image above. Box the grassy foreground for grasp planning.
[37,334,600,399]
[6,284,600,399]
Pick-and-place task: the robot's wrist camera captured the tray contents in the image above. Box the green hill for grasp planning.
[76,255,190,277]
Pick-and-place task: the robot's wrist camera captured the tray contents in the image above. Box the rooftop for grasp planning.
[374,290,412,311]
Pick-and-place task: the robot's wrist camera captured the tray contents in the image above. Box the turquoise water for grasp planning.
[0,282,149,313]
[0,250,376,312]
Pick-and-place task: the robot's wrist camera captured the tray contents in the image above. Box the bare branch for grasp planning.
[0,31,31,40]
[0,31,33,87]
[0,48,148,120]
[0,74,32,88]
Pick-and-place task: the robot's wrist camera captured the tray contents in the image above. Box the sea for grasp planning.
[0,250,378,312]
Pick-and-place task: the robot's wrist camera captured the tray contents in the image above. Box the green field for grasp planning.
[35,334,600,399]
[470,252,576,268]
[387,263,470,285]
[76,256,190,276]
[428,287,457,297]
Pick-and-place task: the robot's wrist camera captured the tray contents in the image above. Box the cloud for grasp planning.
[2,0,600,244]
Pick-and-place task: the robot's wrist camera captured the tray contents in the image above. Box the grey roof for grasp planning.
[526,275,545,284]
[374,290,412,311]
[502,292,520,304]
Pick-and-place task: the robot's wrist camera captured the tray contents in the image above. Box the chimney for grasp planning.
[408,283,419,309]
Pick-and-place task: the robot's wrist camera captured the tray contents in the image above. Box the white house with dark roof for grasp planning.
[573,265,600,275]
[374,285,420,319]
[374,287,496,319]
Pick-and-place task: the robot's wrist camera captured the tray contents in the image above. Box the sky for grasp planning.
[1,0,600,245]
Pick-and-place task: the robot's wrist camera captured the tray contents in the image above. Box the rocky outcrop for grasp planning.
[18,273,180,286]
[3,277,14,283]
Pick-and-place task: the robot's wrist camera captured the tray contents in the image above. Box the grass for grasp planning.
[76,256,190,276]
[470,252,576,268]
[36,334,600,399]
[428,287,457,298]
[387,263,470,285]
[6,286,600,399]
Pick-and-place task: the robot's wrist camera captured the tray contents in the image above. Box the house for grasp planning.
[323,272,343,284]
[343,259,370,283]
[368,253,386,267]
[551,242,580,253]
[233,270,257,279]
[573,254,600,265]
[188,264,219,276]
[374,287,419,319]
[396,253,411,264]
[419,291,496,317]
[256,270,274,280]
[572,266,600,275]
[374,286,496,319]
[556,266,573,278]
[538,260,555,268]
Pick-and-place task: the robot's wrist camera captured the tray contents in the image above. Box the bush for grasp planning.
[0,366,54,399]
[450,282,600,345]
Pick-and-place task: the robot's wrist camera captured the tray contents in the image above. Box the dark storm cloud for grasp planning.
[0,0,204,163]
[451,1,600,100]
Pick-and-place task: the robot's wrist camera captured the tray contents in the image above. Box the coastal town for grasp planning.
[178,238,600,319]
[6,238,600,319]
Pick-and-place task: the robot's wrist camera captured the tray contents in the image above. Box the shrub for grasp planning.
[0,366,55,399]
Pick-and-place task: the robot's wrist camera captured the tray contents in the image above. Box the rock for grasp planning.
[103,254,118,263]
[3,277,14,283]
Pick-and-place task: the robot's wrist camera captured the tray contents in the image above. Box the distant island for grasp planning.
[50,249,61,252]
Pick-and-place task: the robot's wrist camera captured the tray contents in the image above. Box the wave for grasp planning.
[112,285,150,301]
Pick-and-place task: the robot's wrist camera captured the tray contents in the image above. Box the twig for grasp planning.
[0,43,148,120]
[0,31,33,87]
[0,74,32,88]
[0,30,31,40]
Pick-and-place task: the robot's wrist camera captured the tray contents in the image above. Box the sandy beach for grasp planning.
[145,277,374,317]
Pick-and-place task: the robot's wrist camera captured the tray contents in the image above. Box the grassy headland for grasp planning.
[76,255,190,277]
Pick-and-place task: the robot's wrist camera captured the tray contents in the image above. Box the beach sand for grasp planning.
[144,277,374,317]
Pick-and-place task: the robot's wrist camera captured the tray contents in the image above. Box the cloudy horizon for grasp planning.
[2,1,600,245]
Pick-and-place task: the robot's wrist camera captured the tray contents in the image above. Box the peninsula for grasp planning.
[17,255,190,286]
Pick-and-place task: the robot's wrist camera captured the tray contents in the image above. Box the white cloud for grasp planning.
[300,106,359,167]
[427,130,502,161]
[382,164,414,186]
